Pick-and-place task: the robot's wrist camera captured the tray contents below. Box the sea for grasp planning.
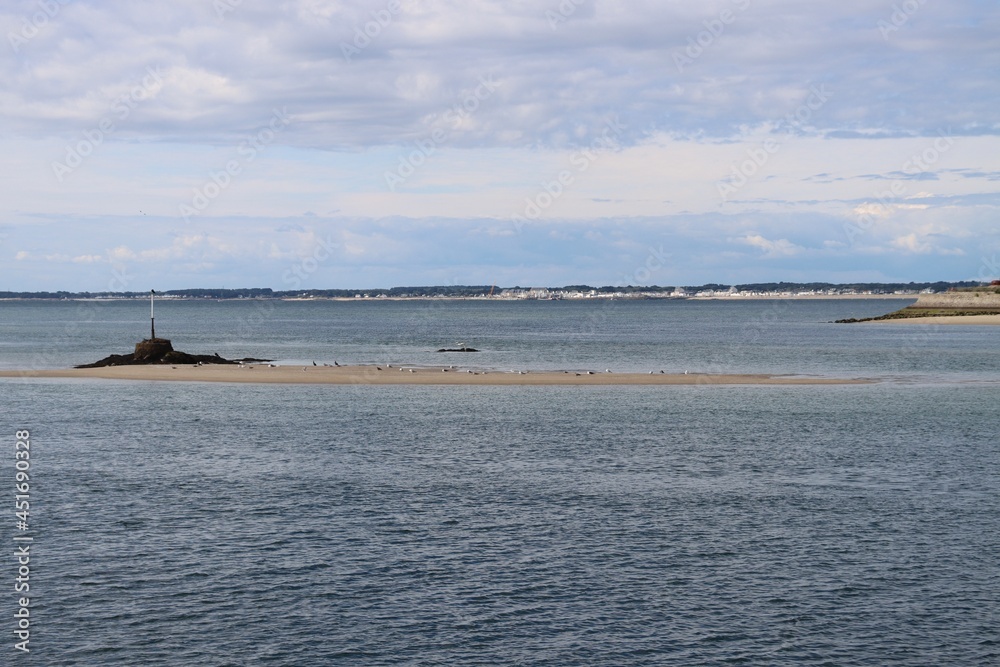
[1,298,998,666]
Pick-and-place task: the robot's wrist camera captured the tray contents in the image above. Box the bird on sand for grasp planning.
[334,361,340,366]
[313,361,317,366]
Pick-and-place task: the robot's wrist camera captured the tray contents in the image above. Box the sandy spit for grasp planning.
[868,314,1000,325]
[0,365,870,385]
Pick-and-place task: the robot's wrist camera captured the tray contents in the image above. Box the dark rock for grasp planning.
[134,338,173,361]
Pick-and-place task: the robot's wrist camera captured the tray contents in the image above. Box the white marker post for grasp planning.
[150,289,156,339]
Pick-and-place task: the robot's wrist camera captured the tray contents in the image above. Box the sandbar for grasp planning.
[868,314,1000,325]
[0,365,869,385]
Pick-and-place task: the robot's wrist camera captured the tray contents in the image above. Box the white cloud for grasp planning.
[737,234,803,258]
[891,233,932,254]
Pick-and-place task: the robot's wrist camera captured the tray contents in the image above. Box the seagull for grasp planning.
[587,371,595,375]
[376,366,382,371]
[660,370,664,374]
[313,361,317,366]
[334,361,340,367]
[303,367,307,371]
[684,370,689,375]
[443,368,448,372]
[606,369,611,373]
[649,371,654,374]
[409,369,415,373]
[575,373,581,376]
[399,367,405,371]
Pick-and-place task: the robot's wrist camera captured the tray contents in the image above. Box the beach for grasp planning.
[0,365,869,385]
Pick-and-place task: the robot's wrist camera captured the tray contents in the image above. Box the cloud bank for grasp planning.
[2,0,998,289]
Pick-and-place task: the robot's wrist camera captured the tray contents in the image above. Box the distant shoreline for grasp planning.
[0,294,916,303]
[0,366,871,386]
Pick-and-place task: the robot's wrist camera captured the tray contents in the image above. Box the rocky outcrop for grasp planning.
[75,338,269,368]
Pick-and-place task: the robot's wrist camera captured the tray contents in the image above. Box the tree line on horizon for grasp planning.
[0,281,985,300]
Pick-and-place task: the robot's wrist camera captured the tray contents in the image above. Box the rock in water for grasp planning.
[75,338,270,368]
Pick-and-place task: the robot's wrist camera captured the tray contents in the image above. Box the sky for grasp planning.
[1,0,998,291]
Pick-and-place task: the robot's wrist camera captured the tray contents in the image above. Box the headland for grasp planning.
[837,287,1000,324]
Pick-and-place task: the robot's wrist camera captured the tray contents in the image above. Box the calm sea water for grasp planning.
[1,300,999,665]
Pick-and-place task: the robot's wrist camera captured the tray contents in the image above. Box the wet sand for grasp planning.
[869,314,1000,325]
[0,365,869,385]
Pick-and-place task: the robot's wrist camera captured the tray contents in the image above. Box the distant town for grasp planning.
[0,281,987,301]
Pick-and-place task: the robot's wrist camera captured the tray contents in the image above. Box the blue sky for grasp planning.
[2,0,998,291]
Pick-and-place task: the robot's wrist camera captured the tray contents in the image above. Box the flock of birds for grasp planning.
[251,364,691,375]
[169,340,694,376]
[180,358,692,376]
